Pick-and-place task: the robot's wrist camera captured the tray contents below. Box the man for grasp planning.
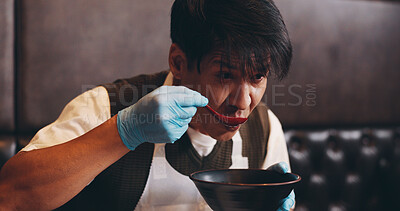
[0,0,294,210]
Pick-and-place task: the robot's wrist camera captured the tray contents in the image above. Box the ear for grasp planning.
[168,43,188,80]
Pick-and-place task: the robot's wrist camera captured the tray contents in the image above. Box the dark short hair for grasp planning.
[170,0,292,80]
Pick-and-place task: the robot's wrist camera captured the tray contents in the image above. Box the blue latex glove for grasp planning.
[267,162,296,211]
[117,86,208,150]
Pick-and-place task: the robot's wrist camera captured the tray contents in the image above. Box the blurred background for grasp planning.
[1,0,399,210]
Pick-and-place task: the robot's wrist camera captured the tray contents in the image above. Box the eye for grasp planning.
[218,71,233,80]
[254,74,264,80]
[252,73,265,82]
[222,72,233,79]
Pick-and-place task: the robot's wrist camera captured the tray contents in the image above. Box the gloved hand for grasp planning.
[267,162,296,211]
[117,86,208,150]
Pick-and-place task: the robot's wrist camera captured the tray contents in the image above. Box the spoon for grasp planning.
[205,105,248,126]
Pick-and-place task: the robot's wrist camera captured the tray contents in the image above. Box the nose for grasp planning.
[227,82,251,111]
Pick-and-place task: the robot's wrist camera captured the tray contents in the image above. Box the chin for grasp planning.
[209,129,238,141]
[190,114,241,141]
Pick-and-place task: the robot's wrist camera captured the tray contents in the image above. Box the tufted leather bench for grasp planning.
[0,0,15,169]
[286,128,400,210]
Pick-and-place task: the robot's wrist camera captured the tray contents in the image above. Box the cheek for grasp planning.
[182,74,198,85]
[180,73,204,91]
[250,86,267,106]
[255,80,267,98]
[203,84,231,106]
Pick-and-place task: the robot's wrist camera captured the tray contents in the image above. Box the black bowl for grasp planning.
[190,169,301,211]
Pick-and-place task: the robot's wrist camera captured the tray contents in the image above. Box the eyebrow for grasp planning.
[212,60,237,69]
[207,51,270,75]
[209,54,239,69]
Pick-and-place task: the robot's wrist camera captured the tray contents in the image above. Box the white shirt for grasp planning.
[135,130,249,211]
[20,72,291,210]
[186,127,217,157]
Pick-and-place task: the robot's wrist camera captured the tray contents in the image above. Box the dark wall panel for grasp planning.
[268,0,400,128]
[17,0,400,132]
[18,0,174,132]
[0,0,14,132]
[0,136,16,168]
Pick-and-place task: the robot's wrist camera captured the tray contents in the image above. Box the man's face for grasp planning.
[177,50,268,141]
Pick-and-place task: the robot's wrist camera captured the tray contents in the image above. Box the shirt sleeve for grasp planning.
[261,110,291,172]
[20,86,111,152]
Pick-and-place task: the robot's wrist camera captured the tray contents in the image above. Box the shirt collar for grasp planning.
[163,71,174,86]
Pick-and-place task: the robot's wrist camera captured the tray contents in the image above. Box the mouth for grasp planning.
[205,105,248,127]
